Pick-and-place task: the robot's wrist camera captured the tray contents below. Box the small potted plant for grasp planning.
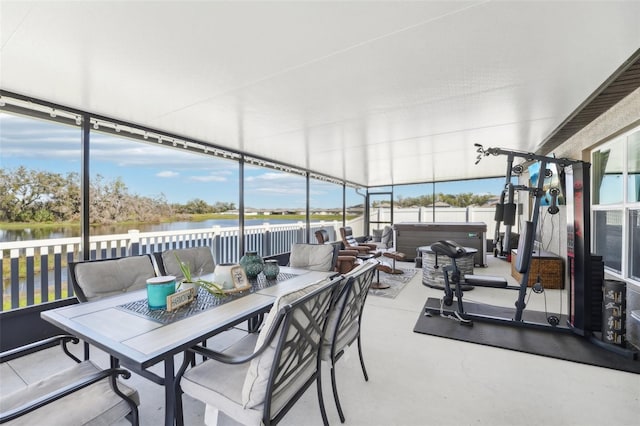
[175,254,226,297]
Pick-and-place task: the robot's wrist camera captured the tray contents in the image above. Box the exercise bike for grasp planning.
[428,240,474,326]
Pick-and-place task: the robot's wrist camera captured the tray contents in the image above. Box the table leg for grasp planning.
[164,357,176,426]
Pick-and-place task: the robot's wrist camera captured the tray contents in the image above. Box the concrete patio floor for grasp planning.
[2,256,638,425]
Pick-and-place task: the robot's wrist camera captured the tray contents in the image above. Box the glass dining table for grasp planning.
[41,266,336,426]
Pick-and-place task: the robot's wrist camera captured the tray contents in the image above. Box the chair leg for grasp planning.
[316,364,330,426]
[204,405,220,426]
[330,361,346,423]
[125,410,139,426]
[83,341,90,360]
[357,334,369,381]
[175,351,194,426]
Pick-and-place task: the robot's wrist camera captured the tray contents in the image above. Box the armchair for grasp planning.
[0,335,139,425]
[315,230,359,274]
[339,227,380,258]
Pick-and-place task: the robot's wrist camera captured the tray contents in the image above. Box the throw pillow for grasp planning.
[381,226,393,248]
[372,229,383,242]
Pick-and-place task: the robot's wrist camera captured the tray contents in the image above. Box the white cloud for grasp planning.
[189,175,227,182]
[255,187,303,194]
[246,172,294,182]
[260,172,290,181]
[156,170,179,178]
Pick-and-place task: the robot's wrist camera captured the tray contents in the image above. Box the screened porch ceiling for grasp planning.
[1,1,639,188]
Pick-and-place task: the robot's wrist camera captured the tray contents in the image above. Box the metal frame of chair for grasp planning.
[0,335,139,425]
[321,263,376,423]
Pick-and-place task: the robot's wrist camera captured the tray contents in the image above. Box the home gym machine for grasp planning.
[424,145,623,347]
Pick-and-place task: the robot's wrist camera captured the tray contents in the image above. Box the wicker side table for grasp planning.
[510,249,564,289]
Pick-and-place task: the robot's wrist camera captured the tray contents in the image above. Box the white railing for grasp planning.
[1,208,497,311]
[1,220,348,311]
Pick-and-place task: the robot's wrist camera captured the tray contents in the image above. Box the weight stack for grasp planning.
[590,255,604,331]
[602,279,626,346]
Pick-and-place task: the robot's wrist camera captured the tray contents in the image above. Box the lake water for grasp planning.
[0,218,304,243]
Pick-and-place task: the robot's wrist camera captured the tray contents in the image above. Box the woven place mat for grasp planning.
[117,271,299,324]
[252,272,299,290]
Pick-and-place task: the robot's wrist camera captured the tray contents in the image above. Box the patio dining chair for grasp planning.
[320,262,376,423]
[68,254,157,359]
[0,334,139,425]
[176,275,344,426]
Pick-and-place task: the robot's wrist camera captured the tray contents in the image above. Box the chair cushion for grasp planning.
[321,322,359,361]
[372,229,383,242]
[74,256,156,302]
[0,360,138,426]
[241,278,331,409]
[161,247,216,281]
[322,264,366,344]
[321,262,375,360]
[181,335,264,426]
[288,244,334,272]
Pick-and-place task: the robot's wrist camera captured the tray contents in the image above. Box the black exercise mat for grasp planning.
[414,297,640,374]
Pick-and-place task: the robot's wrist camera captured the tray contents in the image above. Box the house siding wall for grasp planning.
[551,87,640,160]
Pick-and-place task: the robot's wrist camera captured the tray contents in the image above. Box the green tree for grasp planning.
[183,198,211,214]
[44,171,80,221]
[0,166,68,222]
[395,192,492,208]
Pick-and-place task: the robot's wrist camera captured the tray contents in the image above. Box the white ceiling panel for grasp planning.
[1,1,639,187]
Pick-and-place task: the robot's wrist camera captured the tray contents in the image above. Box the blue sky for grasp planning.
[0,112,505,208]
